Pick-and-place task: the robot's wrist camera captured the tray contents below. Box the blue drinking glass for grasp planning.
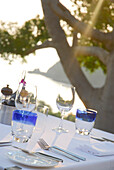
[11,110,38,143]
[75,108,97,135]
[12,110,37,126]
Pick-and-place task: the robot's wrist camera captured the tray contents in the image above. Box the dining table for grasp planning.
[0,113,114,170]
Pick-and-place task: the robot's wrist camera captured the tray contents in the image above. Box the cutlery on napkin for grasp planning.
[91,136,114,143]
[77,142,114,156]
[38,138,86,161]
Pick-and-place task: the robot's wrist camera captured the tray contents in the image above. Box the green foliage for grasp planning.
[77,55,107,73]
[69,0,113,73]
[71,0,113,31]
[48,111,61,118]
[0,15,50,62]
[64,113,75,122]
[0,0,113,73]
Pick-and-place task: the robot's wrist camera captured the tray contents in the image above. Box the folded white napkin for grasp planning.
[78,142,114,156]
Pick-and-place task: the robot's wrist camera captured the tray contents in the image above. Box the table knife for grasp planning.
[91,136,114,143]
[52,146,86,161]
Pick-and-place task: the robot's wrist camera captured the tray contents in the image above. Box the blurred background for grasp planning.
[0,0,106,120]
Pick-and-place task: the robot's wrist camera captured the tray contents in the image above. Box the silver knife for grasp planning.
[91,136,105,142]
[102,137,114,143]
[51,146,86,161]
[49,147,80,162]
[91,136,114,143]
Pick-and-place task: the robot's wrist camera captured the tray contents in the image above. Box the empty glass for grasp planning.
[15,83,37,112]
[53,83,75,133]
[11,109,38,143]
[75,108,97,136]
[15,71,37,112]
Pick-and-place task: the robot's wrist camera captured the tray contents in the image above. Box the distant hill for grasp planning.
[29,61,71,84]
[29,61,106,88]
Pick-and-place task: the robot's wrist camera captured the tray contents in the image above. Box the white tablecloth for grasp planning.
[0,114,114,170]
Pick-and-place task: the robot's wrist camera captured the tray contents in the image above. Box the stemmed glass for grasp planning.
[15,72,37,112]
[11,71,37,143]
[53,83,75,133]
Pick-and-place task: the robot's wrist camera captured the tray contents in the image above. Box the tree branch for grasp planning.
[74,46,109,65]
[72,31,78,47]
[49,0,113,50]
[25,40,54,55]
[41,0,102,106]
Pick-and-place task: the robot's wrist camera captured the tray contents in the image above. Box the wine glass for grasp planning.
[15,73,37,112]
[53,83,75,133]
[11,71,38,143]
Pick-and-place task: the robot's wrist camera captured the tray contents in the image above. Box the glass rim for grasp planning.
[77,108,97,114]
[13,109,37,115]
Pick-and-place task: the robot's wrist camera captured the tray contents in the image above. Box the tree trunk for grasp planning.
[41,0,114,133]
[95,51,114,133]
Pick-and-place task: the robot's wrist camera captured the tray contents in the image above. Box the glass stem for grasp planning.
[59,110,65,129]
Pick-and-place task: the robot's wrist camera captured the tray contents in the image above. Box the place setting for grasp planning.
[0,71,114,169]
[2,72,62,168]
[0,72,81,168]
[0,77,87,168]
[73,108,114,157]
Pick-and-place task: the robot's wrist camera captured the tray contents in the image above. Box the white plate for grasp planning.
[7,150,59,168]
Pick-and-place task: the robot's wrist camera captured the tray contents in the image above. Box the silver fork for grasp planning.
[38,138,86,161]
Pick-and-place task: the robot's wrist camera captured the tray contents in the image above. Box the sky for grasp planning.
[0,0,43,25]
[0,0,86,112]
[0,0,72,25]
[0,0,72,72]
[0,0,60,73]
[0,0,58,109]
[0,0,105,112]
[0,0,76,81]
